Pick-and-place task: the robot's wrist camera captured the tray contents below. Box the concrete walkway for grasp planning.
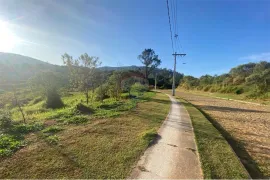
[130,94,203,179]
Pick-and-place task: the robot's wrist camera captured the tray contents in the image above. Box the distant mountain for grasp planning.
[0,53,67,88]
[98,65,143,71]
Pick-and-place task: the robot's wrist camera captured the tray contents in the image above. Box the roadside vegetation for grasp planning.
[177,98,249,179]
[179,61,270,100]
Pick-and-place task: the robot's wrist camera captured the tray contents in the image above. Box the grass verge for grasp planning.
[0,92,171,179]
[177,98,250,179]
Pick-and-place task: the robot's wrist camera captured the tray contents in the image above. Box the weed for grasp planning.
[42,126,63,134]
[64,116,89,124]
[141,129,158,143]
[12,122,44,134]
[74,103,93,114]
[0,134,23,157]
[0,111,13,131]
[45,135,59,145]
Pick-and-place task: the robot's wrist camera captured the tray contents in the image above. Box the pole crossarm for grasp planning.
[172,53,186,57]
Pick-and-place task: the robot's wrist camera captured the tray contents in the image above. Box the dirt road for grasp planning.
[173,90,270,178]
[130,94,202,179]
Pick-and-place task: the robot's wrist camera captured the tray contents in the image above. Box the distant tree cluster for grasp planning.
[179,61,270,97]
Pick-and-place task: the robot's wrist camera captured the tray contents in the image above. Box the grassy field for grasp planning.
[0,92,171,178]
[177,98,250,179]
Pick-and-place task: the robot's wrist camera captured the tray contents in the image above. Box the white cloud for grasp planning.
[239,52,270,62]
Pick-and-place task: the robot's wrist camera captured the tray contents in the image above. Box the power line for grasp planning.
[166,0,174,53]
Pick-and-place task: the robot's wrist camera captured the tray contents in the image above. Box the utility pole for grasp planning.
[155,73,157,91]
[172,52,186,96]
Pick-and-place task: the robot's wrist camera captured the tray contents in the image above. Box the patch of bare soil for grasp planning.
[174,91,270,178]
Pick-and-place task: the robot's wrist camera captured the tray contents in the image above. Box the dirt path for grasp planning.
[130,94,202,179]
[172,90,270,178]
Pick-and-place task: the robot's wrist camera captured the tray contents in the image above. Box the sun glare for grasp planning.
[0,20,20,52]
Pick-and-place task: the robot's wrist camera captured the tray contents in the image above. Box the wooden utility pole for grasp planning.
[172,52,186,96]
[155,73,157,91]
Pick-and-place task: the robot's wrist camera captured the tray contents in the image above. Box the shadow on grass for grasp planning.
[148,134,161,148]
[190,103,265,179]
[146,98,171,105]
[98,103,123,110]
[200,105,270,114]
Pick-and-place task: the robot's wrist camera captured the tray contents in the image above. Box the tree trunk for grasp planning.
[12,87,26,123]
[86,90,89,104]
[145,66,148,79]
[155,73,157,90]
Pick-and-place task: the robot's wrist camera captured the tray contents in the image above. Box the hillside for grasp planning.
[0,53,67,89]
[0,52,51,66]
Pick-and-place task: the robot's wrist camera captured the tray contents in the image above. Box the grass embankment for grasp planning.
[0,92,171,178]
[177,98,249,179]
[177,89,270,105]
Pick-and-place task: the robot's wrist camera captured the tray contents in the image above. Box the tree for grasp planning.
[121,77,135,96]
[138,49,161,79]
[29,71,64,109]
[180,76,199,90]
[107,71,122,99]
[62,53,101,104]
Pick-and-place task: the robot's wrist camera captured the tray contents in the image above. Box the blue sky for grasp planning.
[0,0,269,77]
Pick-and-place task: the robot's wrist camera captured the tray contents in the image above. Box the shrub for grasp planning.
[31,97,43,105]
[45,89,64,109]
[0,111,13,131]
[0,135,22,157]
[141,129,158,143]
[73,103,93,114]
[42,126,63,134]
[202,85,211,92]
[45,135,59,145]
[131,83,149,96]
[12,122,44,134]
[95,84,109,101]
[235,88,244,95]
[65,116,89,124]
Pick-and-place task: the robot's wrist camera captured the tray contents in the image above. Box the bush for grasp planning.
[74,103,93,114]
[45,135,59,145]
[202,85,211,92]
[235,88,244,95]
[64,116,89,124]
[95,84,109,101]
[45,89,64,109]
[141,129,158,143]
[0,135,22,157]
[131,83,149,96]
[12,122,44,134]
[42,126,63,134]
[31,97,43,105]
[0,111,13,131]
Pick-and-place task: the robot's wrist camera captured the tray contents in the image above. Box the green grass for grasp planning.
[10,91,156,122]
[177,98,249,179]
[0,92,171,178]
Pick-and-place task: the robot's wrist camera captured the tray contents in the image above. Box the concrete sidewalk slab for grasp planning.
[130,94,203,179]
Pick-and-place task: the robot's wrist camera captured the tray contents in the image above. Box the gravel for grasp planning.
[174,91,270,178]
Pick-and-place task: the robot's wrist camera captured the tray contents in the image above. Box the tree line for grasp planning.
[27,48,184,109]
